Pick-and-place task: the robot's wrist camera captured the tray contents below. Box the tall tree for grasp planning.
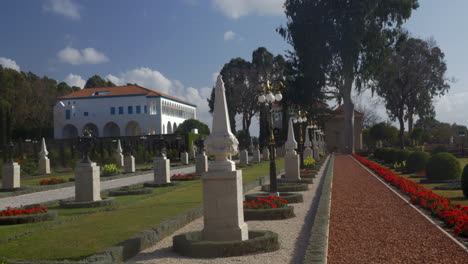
[84,75,116,89]
[279,0,419,153]
[376,37,450,148]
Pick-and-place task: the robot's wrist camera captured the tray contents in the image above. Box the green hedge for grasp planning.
[426,152,461,181]
[462,164,468,198]
[261,183,309,192]
[407,151,430,173]
[245,192,303,204]
[0,210,57,225]
[244,206,295,221]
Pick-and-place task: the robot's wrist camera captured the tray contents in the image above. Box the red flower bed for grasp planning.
[244,196,288,209]
[301,169,315,174]
[171,174,197,180]
[39,178,67,185]
[1,205,48,217]
[353,154,468,238]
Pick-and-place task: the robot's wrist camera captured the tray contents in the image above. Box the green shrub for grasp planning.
[462,164,468,198]
[426,152,461,181]
[432,145,448,154]
[21,156,38,176]
[395,149,411,163]
[304,156,316,169]
[101,164,119,177]
[382,148,398,164]
[407,151,430,173]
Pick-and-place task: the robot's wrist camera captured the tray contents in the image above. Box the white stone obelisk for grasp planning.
[240,149,249,166]
[313,130,319,161]
[202,75,248,241]
[115,140,124,168]
[252,146,261,163]
[38,138,51,175]
[303,128,313,160]
[124,154,135,173]
[154,152,171,184]
[195,150,208,174]
[262,147,269,160]
[2,162,20,189]
[284,119,301,181]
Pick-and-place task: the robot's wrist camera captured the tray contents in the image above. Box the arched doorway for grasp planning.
[62,124,78,139]
[83,123,99,137]
[103,122,120,137]
[173,122,178,132]
[125,121,141,136]
[167,121,172,134]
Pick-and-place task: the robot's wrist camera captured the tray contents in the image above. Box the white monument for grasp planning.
[313,130,319,161]
[202,75,248,241]
[252,145,261,163]
[75,161,101,202]
[195,150,208,175]
[240,149,249,166]
[124,154,135,173]
[153,152,171,184]
[181,151,189,165]
[1,161,20,190]
[115,140,124,168]
[284,119,300,181]
[303,128,313,159]
[38,137,51,175]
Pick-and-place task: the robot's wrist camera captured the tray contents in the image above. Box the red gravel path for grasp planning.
[328,154,467,263]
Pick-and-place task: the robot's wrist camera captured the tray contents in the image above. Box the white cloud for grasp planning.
[105,68,213,126]
[43,0,81,20]
[212,0,284,19]
[434,91,468,125]
[0,57,20,71]
[223,31,237,41]
[64,73,85,88]
[212,72,220,84]
[58,47,109,65]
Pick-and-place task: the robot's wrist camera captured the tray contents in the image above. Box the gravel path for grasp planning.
[328,154,467,263]
[0,166,195,209]
[128,157,330,264]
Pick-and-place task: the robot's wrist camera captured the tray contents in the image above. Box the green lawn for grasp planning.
[0,159,283,261]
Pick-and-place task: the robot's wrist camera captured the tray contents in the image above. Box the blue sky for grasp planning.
[1,0,467,135]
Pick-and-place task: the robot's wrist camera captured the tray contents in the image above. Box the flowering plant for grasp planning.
[353,154,468,237]
[171,174,197,180]
[244,196,288,209]
[301,169,315,174]
[39,178,67,185]
[1,205,48,217]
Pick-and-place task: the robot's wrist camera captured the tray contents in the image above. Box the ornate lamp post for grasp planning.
[258,80,283,194]
[292,110,308,169]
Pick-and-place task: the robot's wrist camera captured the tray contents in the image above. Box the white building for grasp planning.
[53,85,197,139]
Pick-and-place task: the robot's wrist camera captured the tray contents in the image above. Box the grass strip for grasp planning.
[0,160,282,261]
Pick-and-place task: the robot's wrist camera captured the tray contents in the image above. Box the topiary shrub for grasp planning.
[407,151,430,173]
[462,164,468,198]
[432,145,448,154]
[426,152,461,181]
[395,149,411,163]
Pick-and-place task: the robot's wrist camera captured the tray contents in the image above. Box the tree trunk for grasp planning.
[407,110,414,146]
[398,116,405,149]
[342,70,355,154]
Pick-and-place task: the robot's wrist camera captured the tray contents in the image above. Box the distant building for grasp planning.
[324,105,363,152]
[53,85,196,139]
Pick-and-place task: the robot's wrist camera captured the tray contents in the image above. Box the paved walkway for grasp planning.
[0,166,195,209]
[328,154,467,263]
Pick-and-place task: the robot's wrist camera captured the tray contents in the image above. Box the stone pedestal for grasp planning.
[262,148,269,160]
[124,155,135,173]
[75,162,101,202]
[2,162,20,189]
[284,152,300,181]
[154,156,171,184]
[195,153,208,174]
[304,147,313,159]
[115,153,124,168]
[181,152,189,165]
[39,157,51,175]
[240,150,249,166]
[313,145,319,160]
[202,169,248,241]
[252,148,260,163]
[190,148,196,160]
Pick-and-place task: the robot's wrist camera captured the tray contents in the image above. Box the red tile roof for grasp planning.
[58,85,196,106]
[333,105,363,117]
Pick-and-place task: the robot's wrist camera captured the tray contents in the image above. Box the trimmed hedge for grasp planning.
[0,210,57,225]
[108,187,152,196]
[426,152,461,181]
[143,182,179,188]
[245,192,303,204]
[261,183,309,192]
[59,197,115,209]
[462,164,468,198]
[278,178,313,185]
[407,151,430,173]
[173,230,279,258]
[244,206,295,221]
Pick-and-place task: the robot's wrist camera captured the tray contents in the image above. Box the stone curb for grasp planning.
[302,153,334,264]
[7,168,284,264]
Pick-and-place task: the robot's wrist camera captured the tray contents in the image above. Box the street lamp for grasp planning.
[258,79,283,194]
[292,110,308,169]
